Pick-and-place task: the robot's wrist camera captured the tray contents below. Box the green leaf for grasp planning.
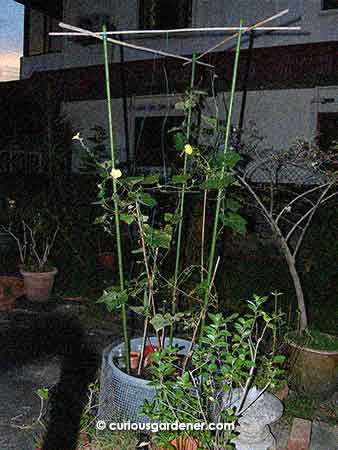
[172,174,190,184]
[201,173,234,189]
[173,132,185,151]
[123,176,144,186]
[150,314,172,332]
[97,288,128,311]
[139,193,157,208]
[37,388,49,400]
[201,115,218,128]
[223,212,247,235]
[142,174,160,185]
[130,306,148,316]
[144,226,172,249]
[164,213,173,222]
[223,150,242,168]
[273,355,286,364]
[225,198,241,212]
[212,151,242,170]
[120,213,134,225]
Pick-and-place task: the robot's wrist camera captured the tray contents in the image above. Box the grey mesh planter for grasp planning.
[98,337,190,423]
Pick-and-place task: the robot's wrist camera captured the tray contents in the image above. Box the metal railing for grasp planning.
[0,150,44,175]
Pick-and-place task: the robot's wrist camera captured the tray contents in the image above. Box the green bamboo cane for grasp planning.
[102,25,130,373]
[169,53,197,344]
[201,21,243,333]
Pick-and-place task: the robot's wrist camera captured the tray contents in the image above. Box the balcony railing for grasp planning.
[0,150,44,175]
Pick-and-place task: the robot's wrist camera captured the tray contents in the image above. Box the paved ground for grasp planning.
[310,420,338,450]
[272,417,338,450]
[0,305,117,450]
[0,360,59,450]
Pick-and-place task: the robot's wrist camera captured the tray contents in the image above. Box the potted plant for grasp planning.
[4,208,60,302]
[230,133,338,396]
[143,296,285,450]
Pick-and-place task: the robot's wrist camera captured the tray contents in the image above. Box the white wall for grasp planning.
[62,86,338,169]
[61,86,337,182]
[61,98,127,171]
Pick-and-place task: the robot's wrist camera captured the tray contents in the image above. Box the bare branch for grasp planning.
[276,182,331,224]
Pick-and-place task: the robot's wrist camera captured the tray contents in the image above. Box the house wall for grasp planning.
[18,0,337,176]
[62,85,337,176]
[20,0,338,77]
[61,98,127,171]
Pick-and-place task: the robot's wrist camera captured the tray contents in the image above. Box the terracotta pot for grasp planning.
[144,344,160,366]
[130,351,140,370]
[275,383,289,401]
[20,267,58,302]
[288,337,338,398]
[151,436,202,450]
[0,276,24,311]
[97,252,114,269]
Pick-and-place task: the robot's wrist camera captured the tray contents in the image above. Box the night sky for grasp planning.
[0,0,24,81]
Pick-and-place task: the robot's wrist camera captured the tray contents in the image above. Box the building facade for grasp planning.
[2,0,337,175]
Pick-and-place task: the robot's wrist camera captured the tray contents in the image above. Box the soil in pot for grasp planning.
[288,330,338,398]
[20,267,58,302]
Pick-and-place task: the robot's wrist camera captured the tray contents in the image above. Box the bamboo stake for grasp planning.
[200,21,243,333]
[185,9,289,65]
[51,26,301,36]
[57,22,214,68]
[102,25,130,373]
[169,53,197,345]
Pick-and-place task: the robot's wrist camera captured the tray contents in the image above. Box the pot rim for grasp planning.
[288,339,338,356]
[109,336,191,388]
[19,267,58,276]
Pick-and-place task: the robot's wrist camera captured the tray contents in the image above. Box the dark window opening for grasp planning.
[139,0,192,30]
[322,0,337,10]
[134,116,183,167]
[25,8,62,56]
[318,113,338,150]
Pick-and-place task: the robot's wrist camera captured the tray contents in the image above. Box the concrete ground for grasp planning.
[0,306,117,450]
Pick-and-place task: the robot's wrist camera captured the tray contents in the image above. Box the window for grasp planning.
[134,116,183,167]
[322,0,337,10]
[139,0,192,30]
[25,8,62,56]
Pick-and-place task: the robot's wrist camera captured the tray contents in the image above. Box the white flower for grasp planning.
[72,132,81,141]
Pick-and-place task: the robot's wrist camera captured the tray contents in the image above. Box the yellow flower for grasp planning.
[110,168,122,179]
[184,144,193,155]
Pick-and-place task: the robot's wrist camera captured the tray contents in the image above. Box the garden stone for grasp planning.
[222,387,283,450]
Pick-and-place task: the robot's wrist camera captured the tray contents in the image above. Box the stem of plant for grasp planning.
[170,53,197,344]
[102,25,130,373]
[201,21,243,333]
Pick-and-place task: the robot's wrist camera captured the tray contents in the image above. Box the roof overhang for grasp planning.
[15,0,62,18]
